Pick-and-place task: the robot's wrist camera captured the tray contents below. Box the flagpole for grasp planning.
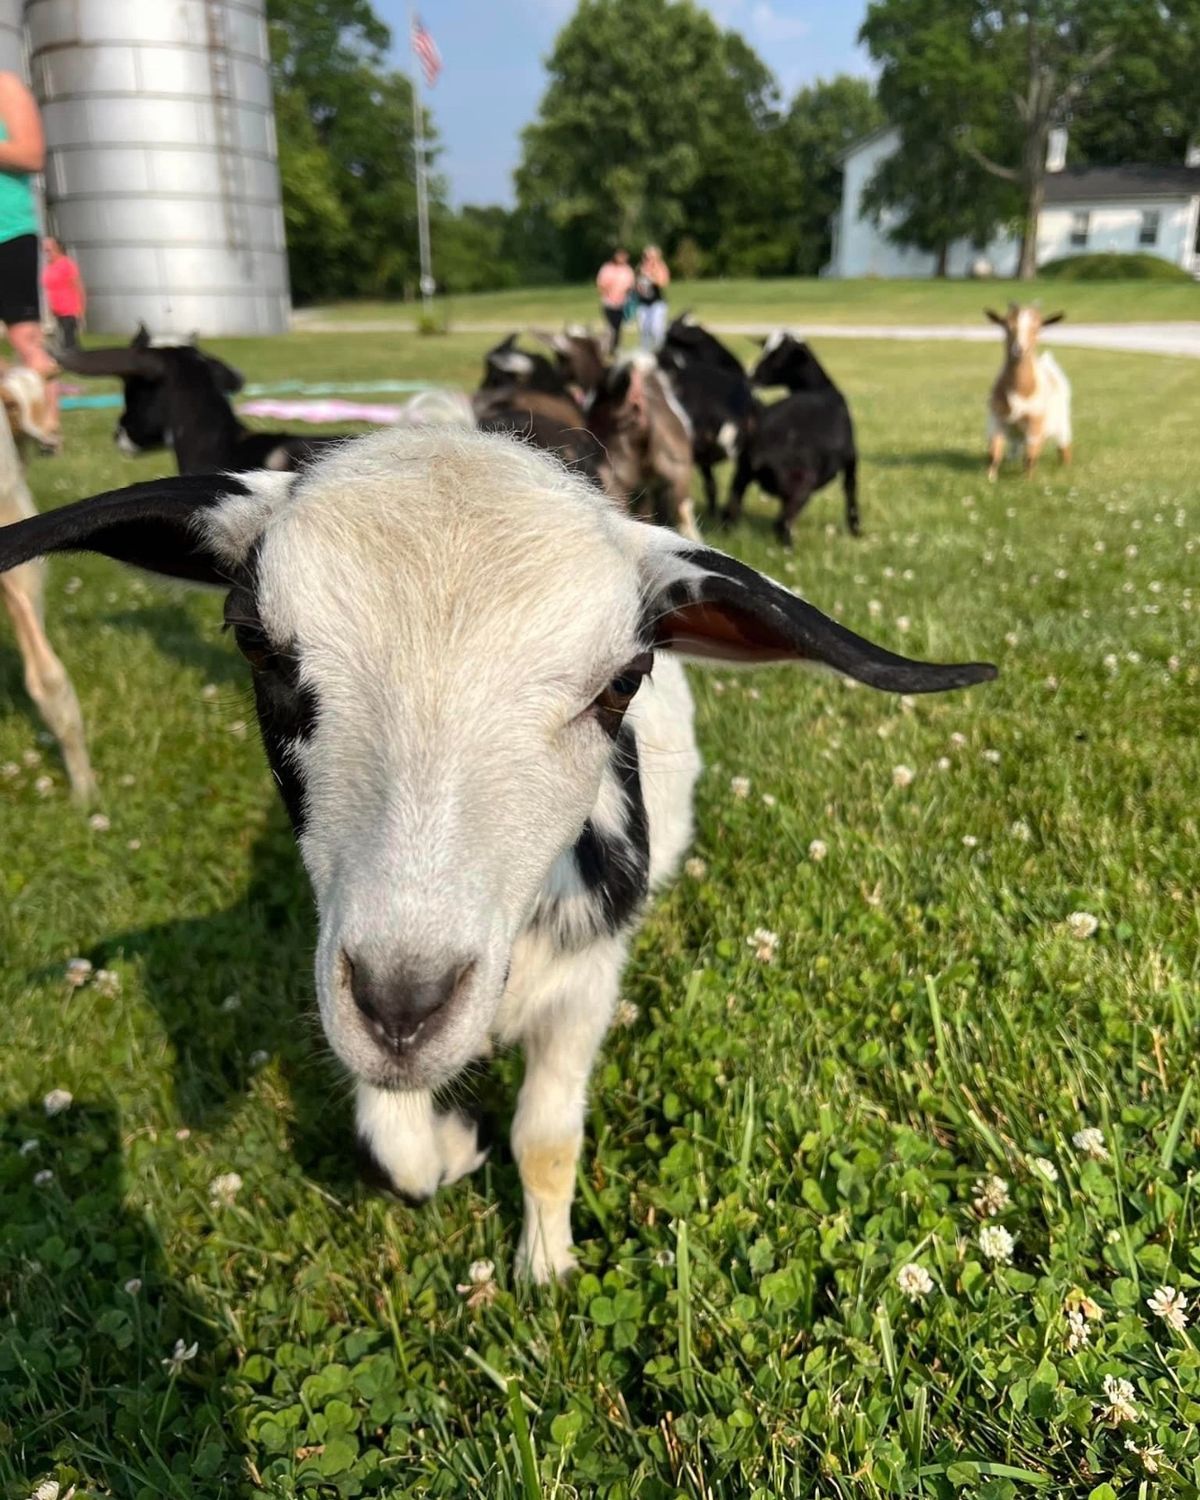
[410,7,434,315]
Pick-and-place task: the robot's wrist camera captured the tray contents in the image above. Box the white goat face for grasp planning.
[0,425,996,1093]
[211,434,651,1087]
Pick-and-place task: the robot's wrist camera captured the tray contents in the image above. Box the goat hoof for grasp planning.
[516,1235,578,1285]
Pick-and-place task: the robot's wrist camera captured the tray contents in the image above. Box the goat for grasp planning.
[473,385,607,486]
[727,332,859,546]
[0,427,995,1279]
[479,334,568,397]
[985,305,1072,481]
[657,317,754,520]
[0,367,94,801]
[586,353,700,540]
[58,340,342,476]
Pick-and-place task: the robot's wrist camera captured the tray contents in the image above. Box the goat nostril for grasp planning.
[344,952,476,1053]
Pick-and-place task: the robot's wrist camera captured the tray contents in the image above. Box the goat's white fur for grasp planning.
[0,371,94,801]
[200,428,702,1278]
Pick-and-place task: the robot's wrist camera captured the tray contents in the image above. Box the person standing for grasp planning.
[42,236,85,349]
[0,71,58,423]
[636,245,670,352]
[596,247,635,355]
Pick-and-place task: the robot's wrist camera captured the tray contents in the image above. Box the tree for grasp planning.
[516,0,787,281]
[783,77,884,274]
[862,0,1200,281]
[267,0,441,301]
[860,0,1023,274]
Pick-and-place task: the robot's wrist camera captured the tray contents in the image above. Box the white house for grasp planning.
[828,125,1200,279]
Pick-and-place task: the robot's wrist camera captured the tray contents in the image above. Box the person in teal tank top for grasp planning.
[0,70,59,427]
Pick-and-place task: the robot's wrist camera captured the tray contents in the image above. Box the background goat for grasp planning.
[0,368,94,801]
[0,428,995,1279]
[728,332,860,545]
[658,316,754,519]
[985,304,1072,481]
[59,340,343,475]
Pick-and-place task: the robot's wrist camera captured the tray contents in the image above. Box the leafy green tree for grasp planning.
[516,0,786,280]
[783,77,884,274]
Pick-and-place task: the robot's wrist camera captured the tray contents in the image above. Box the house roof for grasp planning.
[1043,164,1200,203]
[835,123,898,166]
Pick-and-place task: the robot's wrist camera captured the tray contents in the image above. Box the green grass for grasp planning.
[2,326,1199,1499]
[299,274,1200,329]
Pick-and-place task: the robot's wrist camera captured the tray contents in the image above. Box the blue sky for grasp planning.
[376,1,872,206]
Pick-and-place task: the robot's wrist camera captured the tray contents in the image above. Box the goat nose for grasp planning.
[345,953,475,1052]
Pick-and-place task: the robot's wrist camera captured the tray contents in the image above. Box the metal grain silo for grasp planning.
[27,0,290,336]
[0,0,24,75]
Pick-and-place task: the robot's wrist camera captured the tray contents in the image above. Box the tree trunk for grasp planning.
[936,242,949,277]
[1017,136,1047,280]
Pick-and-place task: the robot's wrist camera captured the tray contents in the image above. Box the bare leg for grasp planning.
[7,322,60,432]
[355,1081,487,1204]
[2,569,95,802]
[511,947,622,1282]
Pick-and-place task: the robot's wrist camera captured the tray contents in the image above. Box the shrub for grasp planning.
[1039,252,1194,282]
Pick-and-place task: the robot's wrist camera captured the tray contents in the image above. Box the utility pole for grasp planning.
[409,7,435,314]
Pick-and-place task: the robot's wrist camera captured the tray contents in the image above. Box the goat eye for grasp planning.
[594,651,654,717]
[232,621,276,671]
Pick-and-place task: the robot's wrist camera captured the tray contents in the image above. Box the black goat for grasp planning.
[662,313,745,379]
[657,319,754,518]
[725,332,859,546]
[479,334,569,397]
[59,339,343,476]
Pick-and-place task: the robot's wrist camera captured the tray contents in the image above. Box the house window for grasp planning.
[1070,210,1090,247]
[1139,209,1160,246]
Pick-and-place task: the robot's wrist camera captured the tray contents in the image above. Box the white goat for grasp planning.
[0,367,95,802]
[0,428,994,1278]
[985,304,1072,481]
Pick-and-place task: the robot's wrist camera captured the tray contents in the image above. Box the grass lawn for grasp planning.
[2,327,1198,1499]
[299,275,1200,329]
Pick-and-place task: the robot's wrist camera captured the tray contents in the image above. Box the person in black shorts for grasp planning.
[1,71,58,425]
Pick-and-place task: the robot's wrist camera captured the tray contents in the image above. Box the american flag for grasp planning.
[411,16,442,88]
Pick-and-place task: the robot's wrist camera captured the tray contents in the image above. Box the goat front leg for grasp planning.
[511,949,621,1282]
[2,571,96,803]
[356,1081,488,1204]
[986,430,1005,483]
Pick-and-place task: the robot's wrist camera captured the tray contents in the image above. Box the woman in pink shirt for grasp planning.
[596,248,635,354]
[42,235,85,349]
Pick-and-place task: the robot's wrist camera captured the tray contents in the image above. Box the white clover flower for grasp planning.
[88,813,111,833]
[978,1224,1014,1264]
[1124,1439,1163,1474]
[761,792,776,808]
[1066,1307,1089,1352]
[683,856,707,880]
[1030,1157,1059,1184]
[808,838,828,862]
[43,1089,73,1117]
[891,764,915,788]
[896,1263,934,1302]
[93,969,121,998]
[456,1257,498,1308]
[1066,911,1100,940]
[612,1000,639,1029]
[1010,819,1033,842]
[33,1169,54,1187]
[1147,1285,1189,1333]
[248,1050,270,1069]
[176,1127,191,1141]
[22,748,41,767]
[35,775,54,797]
[220,994,241,1013]
[19,1138,38,1156]
[729,776,751,800]
[64,957,93,988]
[1099,1374,1138,1424]
[962,835,978,849]
[936,756,952,771]
[1004,632,1019,647]
[867,598,882,618]
[981,749,1001,765]
[208,1172,243,1207]
[1,760,19,779]
[162,1339,199,1374]
[123,1277,143,1296]
[126,838,142,852]
[1072,1127,1109,1162]
[1103,653,1119,672]
[1044,675,1059,690]
[654,1247,675,1268]
[201,683,219,700]
[895,616,911,633]
[949,732,967,748]
[30,1481,61,1500]
[748,928,779,963]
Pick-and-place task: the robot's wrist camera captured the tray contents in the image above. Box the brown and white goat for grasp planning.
[0,367,95,801]
[985,304,1073,482]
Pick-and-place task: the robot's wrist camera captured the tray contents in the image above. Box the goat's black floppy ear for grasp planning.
[1041,310,1065,327]
[0,474,248,586]
[645,543,997,694]
[984,309,1007,326]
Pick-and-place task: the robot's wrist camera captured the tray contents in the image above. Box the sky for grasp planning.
[376,1,873,207]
